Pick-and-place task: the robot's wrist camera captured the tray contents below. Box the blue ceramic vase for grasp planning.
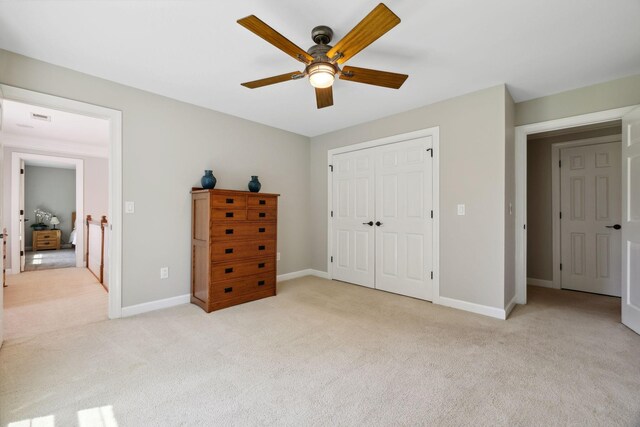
[201,170,217,189]
[248,176,261,193]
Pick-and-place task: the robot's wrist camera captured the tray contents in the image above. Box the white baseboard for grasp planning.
[527,277,554,288]
[505,295,518,318]
[121,293,190,317]
[436,296,507,320]
[277,269,330,282]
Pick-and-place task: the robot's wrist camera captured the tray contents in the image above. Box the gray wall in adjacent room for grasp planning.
[24,165,75,247]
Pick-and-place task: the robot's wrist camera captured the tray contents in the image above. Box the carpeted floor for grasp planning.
[2,268,108,341]
[24,248,76,271]
[1,277,639,426]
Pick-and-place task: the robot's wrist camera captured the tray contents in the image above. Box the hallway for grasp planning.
[3,268,107,341]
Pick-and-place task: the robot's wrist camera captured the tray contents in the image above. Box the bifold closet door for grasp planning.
[374,137,433,300]
[332,149,376,288]
[332,137,433,300]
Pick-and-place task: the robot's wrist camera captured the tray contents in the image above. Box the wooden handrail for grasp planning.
[86,214,108,289]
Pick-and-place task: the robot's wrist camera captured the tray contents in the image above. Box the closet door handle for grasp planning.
[375,221,383,226]
[362,221,374,226]
[605,224,621,230]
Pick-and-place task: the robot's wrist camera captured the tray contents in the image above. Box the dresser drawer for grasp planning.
[36,232,58,241]
[211,258,275,281]
[246,209,277,221]
[35,240,56,248]
[210,274,275,301]
[211,223,276,240]
[211,194,247,209]
[211,240,276,260]
[247,196,277,209]
[210,209,247,221]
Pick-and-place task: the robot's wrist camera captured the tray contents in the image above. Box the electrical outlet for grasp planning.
[160,267,169,279]
[457,204,465,216]
[277,252,281,261]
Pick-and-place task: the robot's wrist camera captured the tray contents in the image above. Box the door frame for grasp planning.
[11,152,84,270]
[0,84,123,319]
[550,135,622,290]
[326,127,441,302]
[515,106,637,304]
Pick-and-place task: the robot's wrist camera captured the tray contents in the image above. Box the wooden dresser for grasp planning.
[191,189,279,312]
[32,229,61,251]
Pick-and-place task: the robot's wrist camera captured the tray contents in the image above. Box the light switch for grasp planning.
[125,201,135,214]
[457,204,465,216]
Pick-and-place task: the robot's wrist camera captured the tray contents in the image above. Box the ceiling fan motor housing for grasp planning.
[311,25,333,45]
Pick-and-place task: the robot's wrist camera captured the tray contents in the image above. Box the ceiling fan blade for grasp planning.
[241,71,303,89]
[315,87,333,109]
[327,3,400,64]
[339,66,408,89]
[238,15,314,64]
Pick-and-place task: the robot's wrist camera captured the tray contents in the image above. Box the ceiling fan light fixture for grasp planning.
[307,63,335,89]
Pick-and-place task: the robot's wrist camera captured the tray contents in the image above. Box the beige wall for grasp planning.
[516,74,640,126]
[2,146,109,267]
[526,139,554,281]
[0,49,311,307]
[311,85,510,310]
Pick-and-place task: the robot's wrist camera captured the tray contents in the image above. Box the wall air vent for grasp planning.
[31,112,51,121]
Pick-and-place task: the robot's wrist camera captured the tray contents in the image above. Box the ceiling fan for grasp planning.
[237,3,408,109]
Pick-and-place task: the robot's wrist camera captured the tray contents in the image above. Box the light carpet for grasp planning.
[3,268,108,341]
[25,248,77,271]
[1,277,639,426]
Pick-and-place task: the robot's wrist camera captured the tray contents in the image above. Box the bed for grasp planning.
[68,211,77,246]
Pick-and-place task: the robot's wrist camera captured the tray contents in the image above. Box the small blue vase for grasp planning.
[201,170,216,189]
[248,176,261,193]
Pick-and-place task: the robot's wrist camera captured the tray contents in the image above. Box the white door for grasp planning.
[560,142,621,296]
[19,159,25,272]
[332,149,376,288]
[375,137,433,300]
[331,137,434,301]
[622,107,640,335]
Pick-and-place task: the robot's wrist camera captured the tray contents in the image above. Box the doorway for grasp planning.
[327,128,440,302]
[526,122,622,297]
[0,85,122,348]
[515,105,640,335]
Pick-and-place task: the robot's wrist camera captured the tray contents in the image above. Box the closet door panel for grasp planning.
[375,137,433,301]
[332,150,375,288]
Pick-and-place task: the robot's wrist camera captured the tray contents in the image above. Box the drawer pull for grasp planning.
[225,248,233,254]
[259,200,266,205]
[258,245,265,251]
[224,287,233,293]
[226,198,234,204]
[259,212,266,218]
[225,212,234,218]
[258,263,265,268]
[225,267,234,274]
[258,227,265,233]
[258,280,265,286]
[225,229,234,234]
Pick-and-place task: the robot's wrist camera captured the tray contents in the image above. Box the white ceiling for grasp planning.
[0,99,110,157]
[0,0,639,137]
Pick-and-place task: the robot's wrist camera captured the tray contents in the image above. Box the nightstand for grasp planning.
[32,229,61,251]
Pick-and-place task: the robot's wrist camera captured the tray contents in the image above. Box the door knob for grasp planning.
[362,221,374,226]
[605,224,622,230]
[375,221,383,226]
